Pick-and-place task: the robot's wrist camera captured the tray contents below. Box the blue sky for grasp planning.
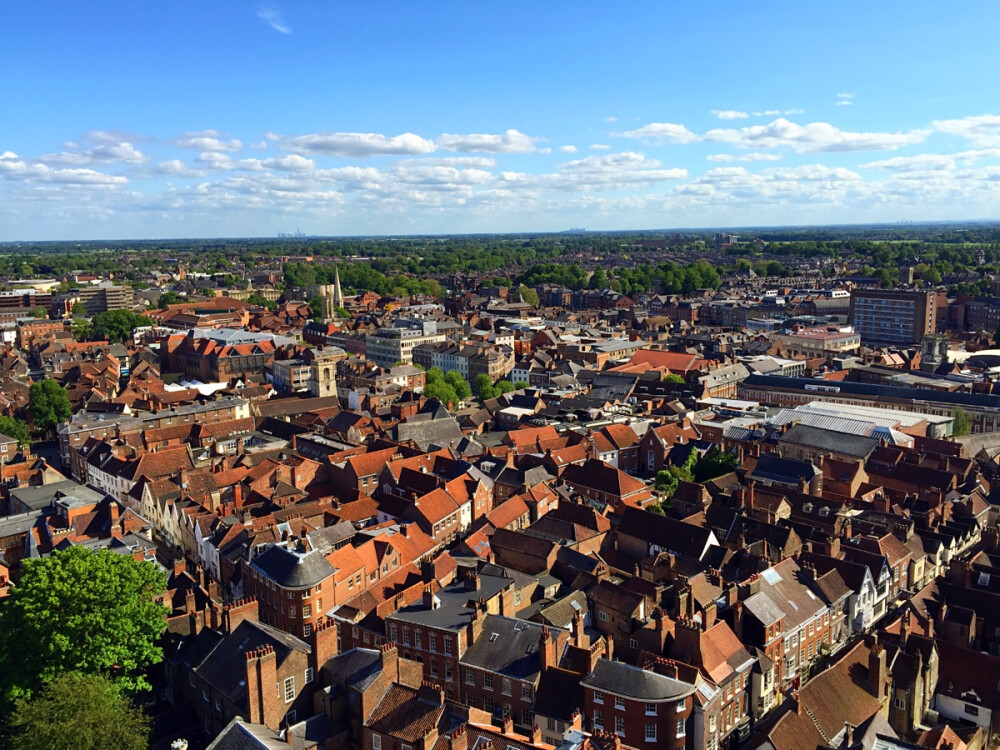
[2,2,999,240]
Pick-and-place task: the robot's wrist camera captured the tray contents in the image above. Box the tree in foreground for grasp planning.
[28,379,72,437]
[7,672,150,750]
[0,546,167,703]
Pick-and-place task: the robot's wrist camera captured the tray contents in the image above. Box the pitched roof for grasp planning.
[581,658,696,702]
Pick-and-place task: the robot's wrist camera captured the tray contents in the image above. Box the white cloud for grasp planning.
[0,152,127,186]
[257,7,291,34]
[711,110,749,120]
[251,141,268,150]
[604,117,619,124]
[617,122,697,144]
[156,160,207,178]
[837,93,855,99]
[931,115,1000,147]
[752,108,805,117]
[836,93,855,107]
[261,154,315,172]
[559,145,578,153]
[437,129,547,153]
[41,133,147,166]
[861,148,1000,172]
[175,130,243,152]
[707,152,782,163]
[589,144,612,150]
[271,131,436,157]
[500,151,686,191]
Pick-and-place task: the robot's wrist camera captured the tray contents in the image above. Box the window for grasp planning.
[675,719,685,738]
[484,673,493,689]
[614,696,625,710]
[894,698,906,710]
[522,683,532,701]
[645,722,657,742]
[615,716,625,735]
[676,701,685,713]
[484,696,494,714]
[305,667,314,683]
[645,703,656,715]
[203,690,209,703]
[444,639,452,656]
[593,690,604,704]
[373,735,382,750]
[389,624,398,642]
[429,634,437,653]
[599,611,608,622]
[445,663,453,681]
[502,678,511,695]
[283,677,295,703]
[414,632,422,649]
[303,623,312,637]
[965,704,979,717]
[302,604,311,618]
[593,711,603,730]
[630,638,639,648]
[402,629,410,646]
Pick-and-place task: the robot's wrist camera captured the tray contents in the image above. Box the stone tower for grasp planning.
[307,347,340,398]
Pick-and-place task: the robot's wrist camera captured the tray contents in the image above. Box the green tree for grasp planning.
[7,672,151,750]
[28,380,72,436]
[473,373,495,399]
[335,306,351,319]
[952,406,973,437]
[0,415,31,447]
[156,291,181,307]
[655,469,679,499]
[28,306,48,319]
[664,373,686,384]
[588,268,607,289]
[494,380,517,396]
[71,318,93,342]
[693,447,739,483]
[444,370,472,401]
[91,310,152,343]
[246,293,277,311]
[518,285,540,307]
[0,546,167,702]
[71,302,87,316]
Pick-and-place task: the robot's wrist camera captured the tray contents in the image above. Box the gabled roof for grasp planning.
[581,658,696,702]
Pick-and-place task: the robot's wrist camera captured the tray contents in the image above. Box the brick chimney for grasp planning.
[867,638,888,702]
[540,627,558,672]
[571,611,589,649]
[246,645,279,727]
[448,725,468,750]
[379,642,399,678]
[224,597,259,633]
[311,619,338,673]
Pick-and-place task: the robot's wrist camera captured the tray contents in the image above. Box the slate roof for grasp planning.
[192,619,310,708]
[460,614,551,680]
[581,658,697,702]
[780,424,879,459]
[249,543,336,589]
[324,647,384,689]
[751,454,820,485]
[206,719,286,750]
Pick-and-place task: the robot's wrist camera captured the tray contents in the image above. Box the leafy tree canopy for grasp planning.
[0,546,168,702]
[157,291,181,307]
[90,310,153,343]
[7,672,151,750]
[0,416,31,447]
[28,380,72,435]
[952,406,973,437]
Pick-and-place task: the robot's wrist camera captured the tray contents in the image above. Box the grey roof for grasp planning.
[324,647,383,689]
[779,424,878,459]
[10,479,104,513]
[581,658,696,702]
[388,571,514,631]
[751,454,820,485]
[742,590,785,627]
[206,718,286,750]
[249,543,336,589]
[460,614,551,679]
[392,412,464,451]
[193,619,310,707]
